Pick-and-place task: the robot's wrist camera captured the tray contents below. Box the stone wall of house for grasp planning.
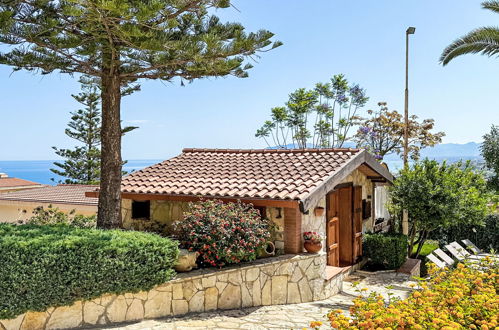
[122,199,188,235]
[301,197,327,252]
[0,253,345,330]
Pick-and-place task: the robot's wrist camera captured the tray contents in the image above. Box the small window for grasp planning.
[132,200,150,220]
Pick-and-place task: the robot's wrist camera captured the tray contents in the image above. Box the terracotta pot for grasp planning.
[314,207,325,217]
[258,241,276,258]
[304,240,322,253]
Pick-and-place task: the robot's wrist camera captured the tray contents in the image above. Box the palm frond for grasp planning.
[440,27,499,65]
[482,0,499,13]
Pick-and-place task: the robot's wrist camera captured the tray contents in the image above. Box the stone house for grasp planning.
[88,148,393,271]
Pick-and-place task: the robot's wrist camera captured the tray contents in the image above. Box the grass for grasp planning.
[413,240,439,277]
[413,240,439,257]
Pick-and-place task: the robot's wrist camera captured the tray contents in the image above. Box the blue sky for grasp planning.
[1,0,498,160]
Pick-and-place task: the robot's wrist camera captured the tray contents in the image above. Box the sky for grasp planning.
[1,0,498,161]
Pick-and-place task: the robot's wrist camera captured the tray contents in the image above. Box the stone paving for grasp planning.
[98,271,417,330]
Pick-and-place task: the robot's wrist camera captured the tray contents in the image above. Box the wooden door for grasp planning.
[353,186,363,262]
[327,185,363,266]
[326,191,340,266]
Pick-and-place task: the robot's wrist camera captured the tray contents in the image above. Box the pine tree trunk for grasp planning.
[97,73,122,228]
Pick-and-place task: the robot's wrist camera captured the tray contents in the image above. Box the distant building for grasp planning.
[0,173,44,194]
[0,184,98,223]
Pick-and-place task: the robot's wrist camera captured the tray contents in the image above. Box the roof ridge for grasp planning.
[182,148,361,154]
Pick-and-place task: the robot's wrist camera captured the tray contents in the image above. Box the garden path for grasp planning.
[99,271,416,330]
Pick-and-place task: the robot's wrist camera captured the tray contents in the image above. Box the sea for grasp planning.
[0,156,482,185]
[0,160,162,184]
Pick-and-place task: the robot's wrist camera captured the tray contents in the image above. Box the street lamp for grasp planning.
[403,26,415,166]
[402,26,415,236]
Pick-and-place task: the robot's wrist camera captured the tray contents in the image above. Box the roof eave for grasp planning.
[299,150,393,211]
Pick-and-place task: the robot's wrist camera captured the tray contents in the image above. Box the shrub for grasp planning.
[174,199,271,268]
[363,233,408,270]
[0,224,178,320]
[325,257,499,329]
[19,204,96,228]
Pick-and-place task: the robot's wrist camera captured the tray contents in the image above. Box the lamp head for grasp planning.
[406,27,416,34]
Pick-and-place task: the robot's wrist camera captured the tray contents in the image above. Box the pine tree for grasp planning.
[51,79,101,184]
[51,77,137,184]
[0,1,280,228]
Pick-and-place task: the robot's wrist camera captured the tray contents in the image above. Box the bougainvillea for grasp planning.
[321,257,498,329]
[174,199,271,268]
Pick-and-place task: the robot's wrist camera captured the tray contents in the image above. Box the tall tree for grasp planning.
[256,74,368,149]
[440,1,499,65]
[51,77,137,184]
[0,0,280,228]
[354,102,445,161]
[51,78,101,184]
[389,159,490,258]
[481,124,499,192]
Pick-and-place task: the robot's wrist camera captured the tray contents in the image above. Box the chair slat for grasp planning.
[461,239,481,254]
[434,248,455,265]
[427,253,446,268]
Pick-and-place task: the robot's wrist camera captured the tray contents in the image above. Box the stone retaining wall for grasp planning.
[0,253,345,330]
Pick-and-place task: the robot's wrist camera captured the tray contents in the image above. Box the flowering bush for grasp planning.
[322,257,498,329]
[303,231,322,244]
[174,199,271,268]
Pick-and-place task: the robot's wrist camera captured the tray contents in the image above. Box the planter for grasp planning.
[174,249,199,272]
[258,241,276,258]
[304,240,322,253]
[314,206,325,217]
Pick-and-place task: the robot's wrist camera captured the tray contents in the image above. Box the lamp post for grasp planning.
[402,26,415,236]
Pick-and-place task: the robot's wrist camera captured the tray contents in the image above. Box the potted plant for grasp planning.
[303,231,323,253]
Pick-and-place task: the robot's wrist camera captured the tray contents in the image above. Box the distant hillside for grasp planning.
[270,142,481,157]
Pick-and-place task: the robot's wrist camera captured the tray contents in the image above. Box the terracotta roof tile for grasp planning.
[0,184,98,206]
[0,177,43,189]
[121,148,362,201]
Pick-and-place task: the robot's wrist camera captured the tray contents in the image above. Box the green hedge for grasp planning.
[429,214,499,252]
[0,224,178,320]
[363,233,408,270]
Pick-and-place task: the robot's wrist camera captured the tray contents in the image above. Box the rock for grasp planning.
[46,301,83,329]
[204,287,218,311]
[20,312,48,330]
[144,291,172,318]
[252,280,262,306]
[245,268,259,282]
[287,282,301,304]
[271,276,287,305]
[261,280,271,306]
[201,276,216,288]
[188,291,205,313]
[83,301,106,325]
[298,278,313,302]
[217,273,228,282]
[182,281,198,301]
[1,313,25,330]
[106,296,128,323]
[172,300,188,316]
[172,283,183,299]
[290,266,303,282]
[228,272,242,285]
[305,262,320,280]
[125,299,144,321]
[218,284,241,310]
[216,281,227,294]
[241,283,252,308]
[134,291,149,300]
